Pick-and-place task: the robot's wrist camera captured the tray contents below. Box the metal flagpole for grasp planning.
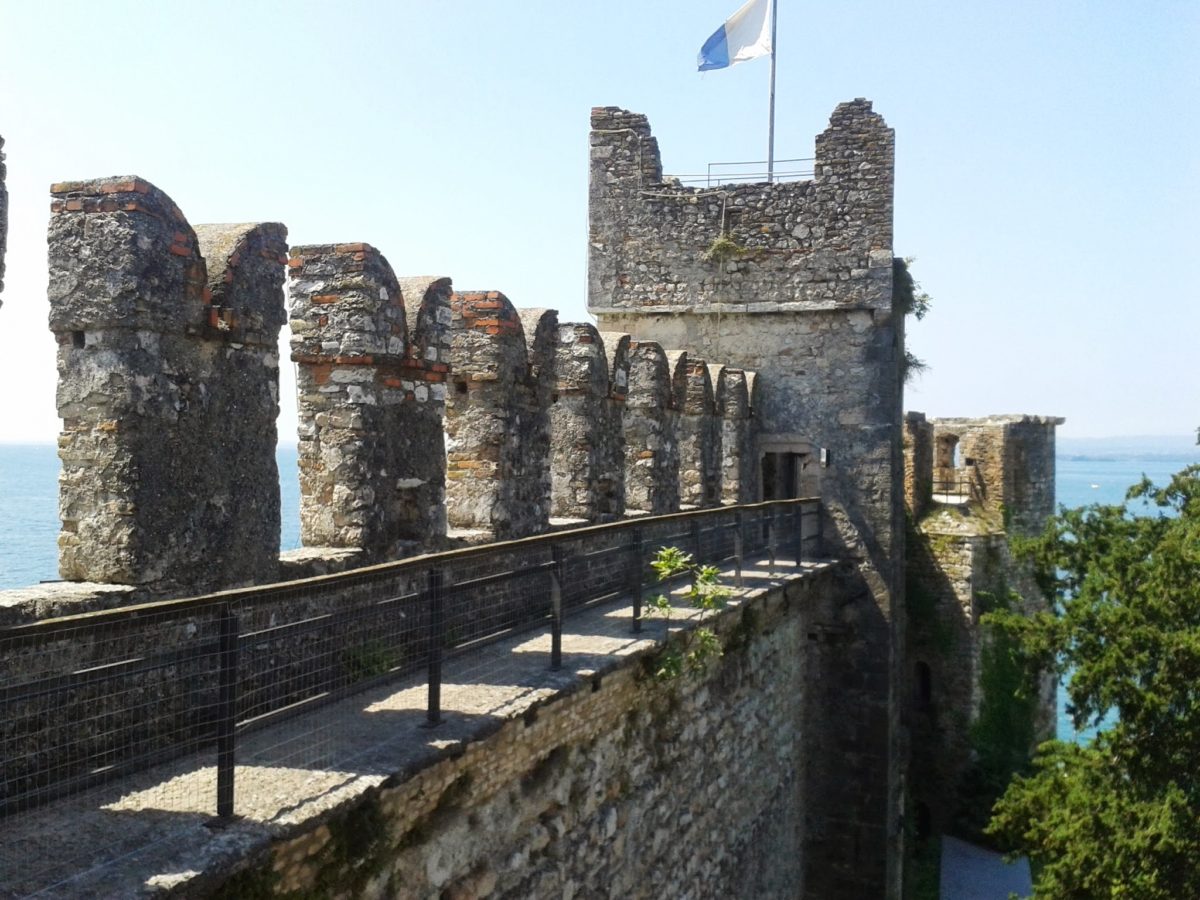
[767,0,778,183]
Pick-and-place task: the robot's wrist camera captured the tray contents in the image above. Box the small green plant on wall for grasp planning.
[704,233,746,265]
[645,546,732,679]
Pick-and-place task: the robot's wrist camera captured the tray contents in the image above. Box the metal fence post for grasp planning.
[801,500,820,561]
[550,544,564,670]
[691,517,703,563]
[793,504,804,567]
[215,603,239,820]
[734,509,744,588]
[768,507,777,576]
[631,527,644,633]
[426,567,445,726]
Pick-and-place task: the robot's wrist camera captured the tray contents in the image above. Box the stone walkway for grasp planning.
[0,554,824,898]
[940,835,1032,900]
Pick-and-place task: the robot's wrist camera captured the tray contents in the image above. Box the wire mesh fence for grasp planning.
[0,498,819,895]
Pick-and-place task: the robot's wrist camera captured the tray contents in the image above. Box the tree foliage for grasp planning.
[985,465,1200,897]
[894,256,932,383]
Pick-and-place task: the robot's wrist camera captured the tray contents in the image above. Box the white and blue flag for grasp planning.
[698,0,773,72]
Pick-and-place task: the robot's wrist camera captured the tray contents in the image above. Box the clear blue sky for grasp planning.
[0,0,1196,440]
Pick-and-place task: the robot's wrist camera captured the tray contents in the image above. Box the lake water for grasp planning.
[2,439,1196,742]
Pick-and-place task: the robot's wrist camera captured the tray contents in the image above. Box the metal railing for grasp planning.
[931,467,984,504]
[665,157,815,188]
[0,498,820,826]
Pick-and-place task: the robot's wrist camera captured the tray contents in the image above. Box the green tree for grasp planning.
[986,465,1200,898]
[894,256,932,383]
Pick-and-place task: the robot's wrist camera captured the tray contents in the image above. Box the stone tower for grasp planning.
[588,100,904,898]
[904,413,1063,836]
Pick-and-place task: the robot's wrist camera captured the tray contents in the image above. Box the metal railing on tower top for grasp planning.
[664,157,815,188]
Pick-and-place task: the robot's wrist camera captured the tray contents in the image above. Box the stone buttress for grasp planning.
[47,178,286,594]
[588,100,903,897]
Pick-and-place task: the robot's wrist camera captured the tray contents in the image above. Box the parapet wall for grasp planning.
[25,166,764,603]
[588,99,893,316]
[47,178,286,593]
[906,413,1064,533]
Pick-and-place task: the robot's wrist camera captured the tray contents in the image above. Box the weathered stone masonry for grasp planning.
[673,353,719,507]
[444,291,544,540]
[904,413,1062,834]
[714,365,757,505]
[589,100,903,897]
[288,244,450,559]
[622,340,678,514]
[549,322,620,521]
[47,177,286,593]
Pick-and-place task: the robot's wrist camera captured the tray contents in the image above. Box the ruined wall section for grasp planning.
[550,323,619,521]
[47,177,285,593]
[289,244,441,559]
[623,340,678,514]
[930,415,1063,534]
[907,413,1063,836]
[907,525,1008,833]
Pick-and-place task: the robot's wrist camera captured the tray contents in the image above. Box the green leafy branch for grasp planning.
[644,546,732,680]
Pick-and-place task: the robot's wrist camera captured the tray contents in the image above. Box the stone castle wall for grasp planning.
[208,567,839,900]
[0,99,964,898]
[588,100,904,897]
